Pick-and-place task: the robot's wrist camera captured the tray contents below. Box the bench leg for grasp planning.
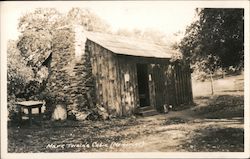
[39,107,43,128]
[28,108,32,127]
[18,106,22,127]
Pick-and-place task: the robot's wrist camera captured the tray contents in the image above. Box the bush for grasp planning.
[7,40,49,121]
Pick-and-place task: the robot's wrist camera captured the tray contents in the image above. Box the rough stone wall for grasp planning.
[45,25,96,117]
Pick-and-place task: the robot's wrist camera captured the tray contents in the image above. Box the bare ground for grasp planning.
[8,93,244,152]
[8,75,244,152]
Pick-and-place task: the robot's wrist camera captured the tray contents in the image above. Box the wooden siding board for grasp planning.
[148,65,154,108]
[98,45,104,108]
[187,66,193,103]
[184,66,188,103]
[183,66,187,103]
[173,66,177,106]
[175,65,180,106]
[115,55,122,116]
[132,64,138,112]
[185,69,189,102]
[104,50,108,109]
[134,66,139,109]
[90,42,101,106]
[164,64,170,106]
[111,54,121,115]
[180,65,184,104]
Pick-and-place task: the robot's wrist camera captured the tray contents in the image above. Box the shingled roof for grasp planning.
[85,31,180,59]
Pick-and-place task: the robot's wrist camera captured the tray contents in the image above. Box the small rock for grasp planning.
[96,105,109,120]
[27,135,32,138]
[51,104,67,121]
[131,115,136,119]
[75,112,90,121]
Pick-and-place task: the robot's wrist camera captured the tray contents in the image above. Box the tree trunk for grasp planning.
[222,68,226,78]
[210,72,214,95]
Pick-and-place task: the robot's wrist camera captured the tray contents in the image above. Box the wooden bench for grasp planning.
[16,101,44,127]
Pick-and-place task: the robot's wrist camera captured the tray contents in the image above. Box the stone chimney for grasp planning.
[46,24,96,120]
[67,25,96,116]
[73,25,87,62]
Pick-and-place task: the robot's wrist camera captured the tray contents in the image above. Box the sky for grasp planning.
[1,1,248,41]
[1,1,198,40]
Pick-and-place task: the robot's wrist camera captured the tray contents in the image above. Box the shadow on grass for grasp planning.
[179,94,244,152]
[181,127,244,152]
[8,117,140,153]
[193,95,244,119]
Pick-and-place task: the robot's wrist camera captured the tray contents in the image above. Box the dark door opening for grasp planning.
[137,64,150,107]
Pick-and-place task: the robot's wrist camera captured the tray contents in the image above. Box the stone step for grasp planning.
[135,107,158,117]
[137,106,155,111]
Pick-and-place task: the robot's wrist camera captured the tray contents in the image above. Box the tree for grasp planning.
[116,28,179,46]
[7,7,113,118]
[17,7,111,64]
[179,8,244,72]
[179,8,244,94]
[8,39,49,100]
[17,7,111,63]
[15,7,112,96]
[18,8,62,33]
[7,40,34,98]
[7,40,49,118]
[15,8,59,100]
[66,7,111,33]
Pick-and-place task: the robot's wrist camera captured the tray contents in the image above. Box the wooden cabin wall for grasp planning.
[171,63,193,107]
[86,40,122,116]
[165,64,176,107]
[151,61,193,110]
[87,41,141,116]
[116,57,138,116]
[148,65,156,109]
[116,56,170,114]
[151,64,168,112]
[86,40,193,115]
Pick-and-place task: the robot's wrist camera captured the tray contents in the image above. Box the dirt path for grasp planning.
[114,112,243,152]
[112,94,244,152]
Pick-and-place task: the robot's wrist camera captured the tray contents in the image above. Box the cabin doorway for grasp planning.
[136,64,150,107]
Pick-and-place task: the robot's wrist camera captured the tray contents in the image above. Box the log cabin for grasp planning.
[45,25,193,117]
